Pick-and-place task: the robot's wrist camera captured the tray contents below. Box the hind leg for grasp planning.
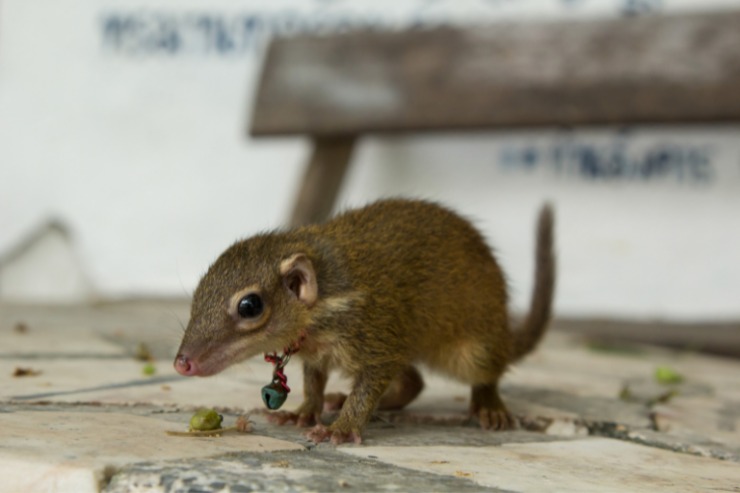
[378,365,424,410]
[324,365,424,412]
[470,381,515,430]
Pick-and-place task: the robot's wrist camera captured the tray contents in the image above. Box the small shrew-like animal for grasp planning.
[174,198,555,444]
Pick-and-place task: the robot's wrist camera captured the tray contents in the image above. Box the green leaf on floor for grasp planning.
[655,366,684,385]
[142,362,157,376]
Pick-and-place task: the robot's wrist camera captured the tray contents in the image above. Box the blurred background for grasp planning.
[1,0,739,324]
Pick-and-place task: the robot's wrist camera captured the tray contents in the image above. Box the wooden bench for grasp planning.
[249,10,740,227]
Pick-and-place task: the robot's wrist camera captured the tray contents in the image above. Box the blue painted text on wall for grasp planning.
[499,133,713,184]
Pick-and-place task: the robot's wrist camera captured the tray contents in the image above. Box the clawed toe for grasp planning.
[267,411,319,427]
[266,411,298,426]
[307,424,362,445]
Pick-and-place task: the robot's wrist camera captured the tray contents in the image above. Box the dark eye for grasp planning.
[237,294,264,318]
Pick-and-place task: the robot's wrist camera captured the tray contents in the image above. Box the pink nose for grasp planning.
[174,354,199,376]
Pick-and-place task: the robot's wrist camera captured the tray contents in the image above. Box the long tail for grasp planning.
[512,204,556,361]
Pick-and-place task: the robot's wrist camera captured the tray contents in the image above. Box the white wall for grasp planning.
[1,0,739,321]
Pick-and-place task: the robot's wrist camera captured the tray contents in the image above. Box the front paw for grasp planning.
[307,423,362,445]
[267,410,320,427]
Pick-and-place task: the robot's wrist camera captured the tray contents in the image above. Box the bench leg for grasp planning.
[289,137,355,228]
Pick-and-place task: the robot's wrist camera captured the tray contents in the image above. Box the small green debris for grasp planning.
[142,362,156,376]
[655,366,684,385]
[135,342,153,362]
[619,383,680,407]
[166,413,252,437]
[189,408,223,432]
[647,389,679,407]
[13,367,42,377]
[618,384,634,402]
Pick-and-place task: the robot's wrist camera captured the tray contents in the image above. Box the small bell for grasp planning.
[261,379,288,410]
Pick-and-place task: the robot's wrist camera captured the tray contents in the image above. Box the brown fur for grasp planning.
[175,199,555,444]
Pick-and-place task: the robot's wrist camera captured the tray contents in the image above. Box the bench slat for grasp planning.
[250,11,740,136]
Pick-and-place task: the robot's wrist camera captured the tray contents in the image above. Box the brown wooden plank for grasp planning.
[288,137,355,227]
[251,11,740,136]
[551,318,740,358]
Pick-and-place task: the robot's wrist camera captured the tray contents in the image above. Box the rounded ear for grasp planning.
[279,253,318,307]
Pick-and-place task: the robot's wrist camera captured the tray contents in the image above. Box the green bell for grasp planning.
[261,380,288,410]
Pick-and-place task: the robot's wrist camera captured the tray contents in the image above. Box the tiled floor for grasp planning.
[1,301,738,492]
